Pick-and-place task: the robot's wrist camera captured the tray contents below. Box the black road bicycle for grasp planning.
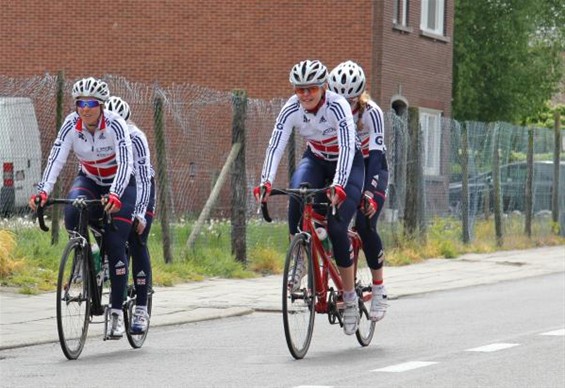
[36,196,152,359]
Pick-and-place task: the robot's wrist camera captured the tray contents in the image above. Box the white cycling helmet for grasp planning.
[328,61,366,99]
[105,96,131,121]
[289,60,328,86]
[71,77,110,101]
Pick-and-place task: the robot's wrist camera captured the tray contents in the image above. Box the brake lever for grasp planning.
[36,200,49,232]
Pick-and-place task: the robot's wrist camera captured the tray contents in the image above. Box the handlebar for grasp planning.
[35,197,106,232]
[260,186,336,223]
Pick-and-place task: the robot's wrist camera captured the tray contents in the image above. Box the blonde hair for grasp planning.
[356,91,372,132]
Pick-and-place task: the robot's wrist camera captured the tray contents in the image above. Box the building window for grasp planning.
[393,0,409,26]
[419,108,442,176]
[421,0,445,36]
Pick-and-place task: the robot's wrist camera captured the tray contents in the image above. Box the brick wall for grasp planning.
[1,0,452,115]
[1,1,454,216]
[378,0,454,117]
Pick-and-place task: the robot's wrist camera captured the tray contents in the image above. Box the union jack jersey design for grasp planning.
[260,90,358,187]
[128,122,155,219]
[37,110,133,197]
[354,100,386,157]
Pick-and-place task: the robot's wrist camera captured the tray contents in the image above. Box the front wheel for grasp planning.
[56,238,91,360]
[282,233,316,359]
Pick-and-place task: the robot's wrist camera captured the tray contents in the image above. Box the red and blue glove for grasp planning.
[103,193,122,213]
[253,181,272,203]
[360,192,378,217]
[361,190,386,218]
[29,191,48,211]
[326,184,346,207]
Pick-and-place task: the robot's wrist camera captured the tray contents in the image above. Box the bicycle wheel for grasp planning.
[282,233,316,359]
[354,245,376,346]
[125,285,153,349]
[56,238,91,360]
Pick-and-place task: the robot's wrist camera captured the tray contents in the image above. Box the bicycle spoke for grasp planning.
[282,234,315,359]
[354,251,376,346]
[57,240,90,360]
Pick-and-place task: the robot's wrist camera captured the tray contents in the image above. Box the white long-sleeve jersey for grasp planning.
[260,90,358,188]
[355,99,386,157]
[37,110,133,197]
[128,122,155,220]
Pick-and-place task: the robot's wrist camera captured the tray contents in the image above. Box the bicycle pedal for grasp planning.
[105,333,123,340]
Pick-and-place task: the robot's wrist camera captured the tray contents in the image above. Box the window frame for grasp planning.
[420,0,445,36]
[393,0,409,26]
[419,108,442,176]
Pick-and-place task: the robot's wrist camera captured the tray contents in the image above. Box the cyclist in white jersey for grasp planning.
[106,96,155,334]
[29,77,135,339]
[329,61,389,322]
[254,59,365,335]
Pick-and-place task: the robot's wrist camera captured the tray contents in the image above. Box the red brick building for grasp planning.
[1,0,453,115]
[1,0,454,217]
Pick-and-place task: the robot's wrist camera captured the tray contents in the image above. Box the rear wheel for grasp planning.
[353,235,376,346]
[56,239,91,360]
[282,233,316,359]
[125,285,153,349]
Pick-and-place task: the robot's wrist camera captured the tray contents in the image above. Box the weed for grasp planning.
[1,214,563,294]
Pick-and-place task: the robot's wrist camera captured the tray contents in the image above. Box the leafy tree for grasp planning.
[522,102,565,129]
[453,0,565,123]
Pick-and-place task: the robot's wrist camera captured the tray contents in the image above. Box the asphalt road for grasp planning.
[1,273,563,388]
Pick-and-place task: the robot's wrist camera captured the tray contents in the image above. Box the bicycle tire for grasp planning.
[282,233,316,359]
[125,285,153,348]
[56,238,91,360]
[354,244,376,346]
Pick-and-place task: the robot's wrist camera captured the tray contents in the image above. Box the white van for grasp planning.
[0,97,42,216]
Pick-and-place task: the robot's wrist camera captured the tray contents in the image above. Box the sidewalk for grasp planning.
[1,246,563,350]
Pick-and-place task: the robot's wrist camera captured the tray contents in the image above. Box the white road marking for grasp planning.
[539,329,565,336]
[466,343,519,352]
[294,386,333,388]
[372,361,438,372]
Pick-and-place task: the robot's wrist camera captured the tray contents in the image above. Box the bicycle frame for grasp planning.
[261,186,364,314]
[38,197,106,316]
[261,186,377,358]
[302,205,342,313]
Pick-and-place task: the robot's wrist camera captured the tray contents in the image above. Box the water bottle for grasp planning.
[315,227,332,253]
[92,243,102,286]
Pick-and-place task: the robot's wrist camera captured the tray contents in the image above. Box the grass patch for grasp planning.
[1,214,563,294]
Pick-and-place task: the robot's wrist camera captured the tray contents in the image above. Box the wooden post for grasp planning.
[525,127,533,237]
[404,107,422,240]
[231,90,247,264]
[461,121,470,244]
[552,110,561,234]
[187,143,242,250]
[153,92,173,264]
[492,123,503,247]
[50,71,64,246]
